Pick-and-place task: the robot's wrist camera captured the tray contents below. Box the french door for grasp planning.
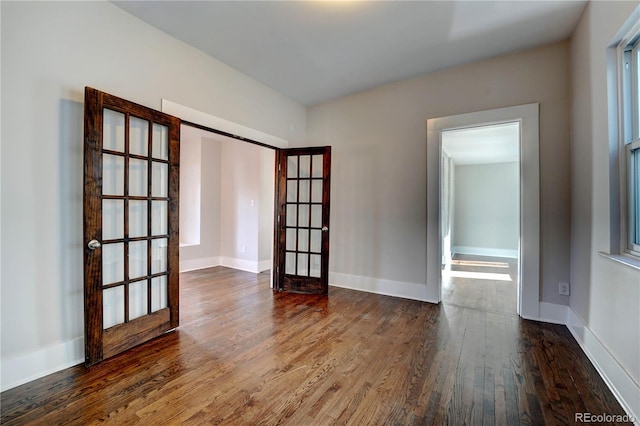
[83,87,180,366]
[273,147,331,294]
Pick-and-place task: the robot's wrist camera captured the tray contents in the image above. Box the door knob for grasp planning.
[321,226,328,232]
[88,239,101,250]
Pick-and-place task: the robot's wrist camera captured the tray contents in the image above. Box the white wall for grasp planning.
[220,140,261,272]
[179,129,222,272]
[570,1,640,418]
[452,162,519,257]
[306,41,571,305]
[180,129,204,246]
[0,1,305,391]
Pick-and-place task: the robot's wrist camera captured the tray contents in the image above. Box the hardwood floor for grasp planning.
[1,267,631,425]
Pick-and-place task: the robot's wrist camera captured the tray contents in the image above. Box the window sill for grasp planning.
[598,252,640,271]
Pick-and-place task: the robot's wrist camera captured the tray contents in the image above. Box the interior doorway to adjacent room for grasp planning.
[440,122,520,315]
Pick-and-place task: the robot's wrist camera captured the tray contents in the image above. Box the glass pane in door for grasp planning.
[103,155,124,196]
[297,253,309,276]
[103,109,125,152]
[299,155,311,178]
[152,238,167,274]
[311,180,323,202]
[129,116,149,157]
[152,123,169,160]
[312,155,323,178]
[310,230,321,253]
[103,243,124,285]
[103,286,125,329]
[129,280,148,321]
[152,162,168,197]
[286,204,297,226]
[299,180,310,202]
[310,254,321,277]
[286,228,296,251]
[285,252,296,274]
[287,156,298,178]
[151,276,168,312]
[151,201,167,235]
[129,200,147,238]
[311,205,322,228]
[103,199,124,240]
[129,159,148,197]
[129,241,147,279]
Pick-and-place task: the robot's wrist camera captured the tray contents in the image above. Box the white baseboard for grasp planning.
[1,337,84,392]
[219,257,261,273]
[180,257,272,274]
[329,272,438,303]
[179,256,221,273]
[566,309,640,424]
[258,260,272,273]
[452,246,519,259]
[535,301,569,325]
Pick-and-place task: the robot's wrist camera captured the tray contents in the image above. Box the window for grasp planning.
[621,34,640,256]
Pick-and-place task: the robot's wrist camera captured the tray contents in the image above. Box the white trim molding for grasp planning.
[258,260,272,273]
[427,103,540,318]
[532,301,569,325]
[179,256,221,273]
[180,258,271,275]
[219,257,263,274]
[161,100,289,149]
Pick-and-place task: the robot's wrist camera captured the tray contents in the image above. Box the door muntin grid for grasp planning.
[284,154,324,278]
[101,108,170,329]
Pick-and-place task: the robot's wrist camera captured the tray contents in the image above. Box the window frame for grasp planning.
[619,34,640,257]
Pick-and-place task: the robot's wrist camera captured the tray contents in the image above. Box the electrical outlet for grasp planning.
[558,282,570,296]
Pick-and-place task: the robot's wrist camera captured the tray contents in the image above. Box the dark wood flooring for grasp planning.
[1,266,631,425]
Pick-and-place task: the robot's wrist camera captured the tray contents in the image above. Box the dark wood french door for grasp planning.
[83,87,180,366]
[273,147,331,294]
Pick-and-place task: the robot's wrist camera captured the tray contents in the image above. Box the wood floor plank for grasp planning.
[0,265,633,425]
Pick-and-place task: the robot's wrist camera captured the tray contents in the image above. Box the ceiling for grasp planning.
[112,1,587,106]
[442,122,519,165]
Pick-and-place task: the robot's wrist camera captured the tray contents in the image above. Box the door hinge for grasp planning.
[278,163,281,171]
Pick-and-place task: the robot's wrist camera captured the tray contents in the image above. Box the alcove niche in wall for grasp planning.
[179,124,275,274]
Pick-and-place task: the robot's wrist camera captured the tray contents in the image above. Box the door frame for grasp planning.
[426,103,540,319]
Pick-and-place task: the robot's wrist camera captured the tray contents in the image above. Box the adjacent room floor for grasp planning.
[442,254,518,315]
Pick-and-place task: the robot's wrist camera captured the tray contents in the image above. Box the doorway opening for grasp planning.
[178,123,276,276]
[426,103,539,319]
[440,123,520,314]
